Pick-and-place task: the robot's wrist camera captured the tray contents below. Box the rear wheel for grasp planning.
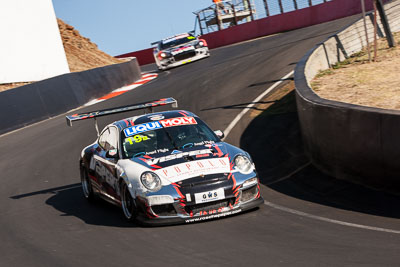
[121,182,137,222]
[81,167,95,202]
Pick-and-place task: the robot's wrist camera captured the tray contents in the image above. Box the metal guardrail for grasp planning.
[193,0,333,34]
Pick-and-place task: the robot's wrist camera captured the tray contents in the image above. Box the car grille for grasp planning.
[174,51,196,61]
[185,198,235,214]
[179,174,228,189]
[151,204,177,216]
[241,185,258,203]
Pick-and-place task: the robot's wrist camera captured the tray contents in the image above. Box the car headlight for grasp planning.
[234,155,253,174]
[195,39,207,48]
[157,52,170,60]
[140,172,162,192]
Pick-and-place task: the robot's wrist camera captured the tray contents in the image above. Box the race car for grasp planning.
[152,33,210,70]
[66,98,263,225]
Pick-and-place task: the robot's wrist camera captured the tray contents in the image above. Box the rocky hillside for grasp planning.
[58,18,123,72]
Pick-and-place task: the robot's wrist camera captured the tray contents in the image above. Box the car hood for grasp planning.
[125,142,242,184]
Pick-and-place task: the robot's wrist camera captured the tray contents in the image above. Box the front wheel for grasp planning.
[121,182,137,222]
[81,167,95,202]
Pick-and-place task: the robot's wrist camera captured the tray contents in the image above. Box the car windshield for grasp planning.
[121,119,219,159]
[160,34,196,50]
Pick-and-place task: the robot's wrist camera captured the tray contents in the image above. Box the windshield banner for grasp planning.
[124,117,197,137]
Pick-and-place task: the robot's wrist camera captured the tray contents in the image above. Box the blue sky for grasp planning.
[52,0,327,56]
[53,0,217,56]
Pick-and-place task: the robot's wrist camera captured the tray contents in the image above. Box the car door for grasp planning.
[93,126,120,201]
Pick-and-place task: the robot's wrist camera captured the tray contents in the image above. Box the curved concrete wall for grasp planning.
[0,59,142,135]
[294,0,400,191]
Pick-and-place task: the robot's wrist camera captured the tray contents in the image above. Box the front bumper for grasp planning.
[135,176,263,226]
[158,47,209,70]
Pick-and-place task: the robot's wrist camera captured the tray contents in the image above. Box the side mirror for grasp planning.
[214,130,225,139]
[106,149,119,159]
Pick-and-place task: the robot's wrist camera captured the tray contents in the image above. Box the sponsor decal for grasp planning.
[124,117,197,136]
[148,114,164,121]
[195,188,225,204]
[159,116,197,128]
[171,150,182,154]
[125,135,150,144]
[124,122,162,136]
[185,209,242,223]
[146,149,213,165]
[155,157,230,183]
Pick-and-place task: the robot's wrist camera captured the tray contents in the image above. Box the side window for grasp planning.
[107,127,118,150]
[98,128,110,149]
[98,127,118,151]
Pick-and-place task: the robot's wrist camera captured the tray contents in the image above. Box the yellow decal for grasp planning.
[126,135,149,144]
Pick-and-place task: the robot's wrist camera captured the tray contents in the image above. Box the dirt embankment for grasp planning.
[0,19,124,92]
[312,32,400,110]
[58,19,123,72]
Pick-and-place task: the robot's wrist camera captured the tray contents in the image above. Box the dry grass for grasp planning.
[311,32,400,110]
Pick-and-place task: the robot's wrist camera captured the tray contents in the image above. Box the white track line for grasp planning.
[223,70,294,139]
[222,70,400,235]
[264,200,400,234]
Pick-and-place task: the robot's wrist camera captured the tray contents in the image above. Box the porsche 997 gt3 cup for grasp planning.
[66,98,263,225]
[152,33,210,70]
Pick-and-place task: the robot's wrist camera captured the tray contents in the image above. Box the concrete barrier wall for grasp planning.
[294,0,400,191]
[117,0,387,65]
[116,48,154,66]
[0,59,141,135]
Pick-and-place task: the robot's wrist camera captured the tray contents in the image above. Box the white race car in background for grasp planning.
[152,33,210,70]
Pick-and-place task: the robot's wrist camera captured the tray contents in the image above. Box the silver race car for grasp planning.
[152,33,210,70]
[66,98,263,225]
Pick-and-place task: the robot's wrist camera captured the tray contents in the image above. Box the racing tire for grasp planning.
[121,182,137,222]
[81,166,95,202]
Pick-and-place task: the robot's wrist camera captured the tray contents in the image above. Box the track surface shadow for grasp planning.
[11,184,137,227]
[240,90,400,219]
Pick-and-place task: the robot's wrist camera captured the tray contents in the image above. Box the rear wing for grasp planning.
[66,97,178,127]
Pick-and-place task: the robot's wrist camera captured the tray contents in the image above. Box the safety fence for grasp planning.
[194,0,333,34]
[117,0,377,65]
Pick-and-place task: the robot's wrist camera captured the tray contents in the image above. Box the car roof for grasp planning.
[112,110,197,130]
[161,33,194,43]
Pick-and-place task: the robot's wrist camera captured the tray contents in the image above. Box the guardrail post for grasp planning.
[231,3,238,26]
[214,6,222,31]
[361,0,371,62]
[263,0,270,16]
[196,14,204,35]
[278,0,284,13]
[375,0,396,47]
[293,0,298,10]
[246,0,255,21]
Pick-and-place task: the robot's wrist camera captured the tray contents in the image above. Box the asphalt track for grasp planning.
[1,16,400,266]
